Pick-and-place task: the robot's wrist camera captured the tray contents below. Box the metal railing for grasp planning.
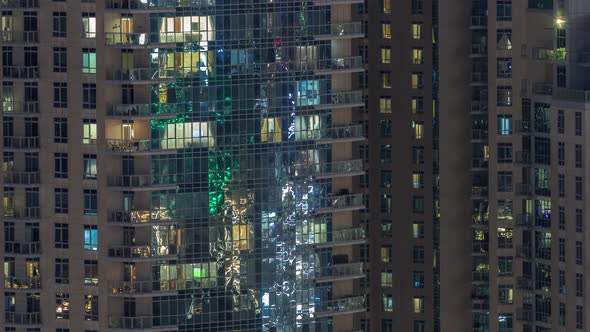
[553,87,590,103]
[105,31,202,46]
[4,276,41,290]
[2,66,39,79]
[106,174,177,188]
[4,242,41,255]
[4,312,41,325]
[315,124,364,142]
[315,295,367,316]
[107,103,187,117]
[471,72,488,83]
[0,0,39,8]
[515,183,532,196]
[472,271,489,282]
[514,151,531,164]
[532,82,552,95]
[106,68,185,81]
[106,0,214,9]
[314,193,364,213]
[515,214,532,227]
[108,208,173,224]
[516,245,531,259]
[315,262,364,280]
[293,159,363,178]
[108,278,217,295]
[2,101,39,114]
[105,139,160,153]
[297,56,363,72]
[0,30,38,43]
[313,91,363,108]
[2,172,40,185]
[312,22,363,38]
[470,101,488,113]
[532,47,554,61]
[470,15,487,27]
[3,137,39,149]
[471,43,487,55]
[3,207,39,219]
[108,245,178,259]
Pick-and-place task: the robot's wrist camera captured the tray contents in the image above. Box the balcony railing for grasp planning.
[516,276,533,290]
[107,103,186,118]
[105,31,201,47]
[516,307,532,322]
[2,172,40,185]
[3,207,39,220]
[4,277,41,290]
[106,68,184,82]
[533,82,552,95]
[532,47,554,61]
[515,214,532,227]
[553,87,590,103]
[514,151,531,164]
[315,124,365,144]
[310,228,367,248]
[315,262,365,281]
[3,137,40,150]
[106,0,214,10]
[472,243,489,256]
[2,101,39,114]
[2,66,39,79]
[471,72,488,84]
[306,91,363,110]
[515,183,532,196]
[470,15,487,27]
[109,278,217,295]
[0,30,38,43]
[105,139,164,154]
[292,159,364,179]
[108,208,173,225]
[4,312,41,325]
[106,174,177,190]
[516,245,531,259]
[471,129,488,140]
[471,43,487,56]
[470,101,488,113]
[109,316,180,329]
[315,295,367,317]
[4,242,41,255]
[108,245,178,260]
[472,271,489,283]
[0,0,39,8]
[312,22,364,39]
[313,193,364,213]
[299,56,364,73]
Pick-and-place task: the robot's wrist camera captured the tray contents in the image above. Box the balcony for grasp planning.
[106,68,184,83]
[313,22,364,40]
[514,183,533,196]
[470,72,488,86]
[470,15,487,29]
[516,276,533,290]
[532,82,552,95]
[532,47,554,61]
[516,245,531,259]
[470,44,487,57]
[105,31,202,48]
[515,214,532,227]
[471,129,488,141]
[471,243,488,256]
[315,263,365,282]
[516,307,532,322]
[4,312,41,326]
[471,271,489,283]
[313,193,364,214]
[309,91,364,110]
[514,151,531,164]
[304,56,364,75]
[109,278,217,296]
[3,137,40,150]
[106,0,213,11]
[107,245,179,261]
[0,30,38,43]
[3,207,40,221]
[310,228,367,248]
[2,101,39,115]
[2,171,40,186]
[108,208,174,226]
[471,186,488,198]
[315,295,367,318]
[553,87,590,104]
[4,276,41,291]
[293,159,364,179]
[0,0,39,8]
[106,103,185,119]
[315,124,365,144]
[106,174,177,191]
[470,101,488,113]
[109,316,179,330]
[515,120,531,134]
[4,242,41,256]
[2,66,39,79]
[105,139,171,155]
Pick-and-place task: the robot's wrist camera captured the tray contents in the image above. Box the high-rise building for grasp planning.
[0,0,369,330]
[365,0,440,331]
[441,0,590,331]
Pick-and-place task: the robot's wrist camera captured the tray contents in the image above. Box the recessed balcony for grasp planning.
[4,312,41,326]
[0,30,38,43]
[104,31,201,48]
[311,91,364,110]
[3,207,40,221]
[307,56,364,75]
[470,72,488,86]
[471,271,489,284]
[107,208,174,226]
[315,124,365,144]
[470,44,487,57]
[4,276,41,291]
[310,228,367,248]
[514,151,531,164]
[2,66,39,80]
[470,129,487,141]
[2,101,39,115]
[516,276,533,290]
[470,101,488,113]
[105,139,173,155]
[106,68,183,84]
[2,171,40,186]
[470,15,487,29]
[107,245,179,261]
[0,0,39,8]
[471,243,488,256]
[515,214,532,227]
[314,262,365,282]
[313,193,364,214]
[516,245,531,259]
[292,159,364,179]
[106,103,184,119]
[516,307,533,322]
[4,242,41,256]
[514,183,533,196]
[532,82,553,96]
[108,278,217,297]
[109,316,179,331]
[313,22,364,40]
[106,174,177,191]
[315,295,367,318]
[3,137,40,150]
[106,0,213,11]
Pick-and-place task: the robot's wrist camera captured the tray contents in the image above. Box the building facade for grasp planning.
[0,0,368,330]
[442,0,590,331]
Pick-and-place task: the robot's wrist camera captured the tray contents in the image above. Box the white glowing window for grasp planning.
[296,80,320,106]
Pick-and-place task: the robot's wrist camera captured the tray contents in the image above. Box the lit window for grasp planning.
[413,121,424,140]
[82,119,97,144]
[382,294,393,312]
[381,47,391,64]
[382,0,391,13]
[380,97,392,113]
[411,73,424,89]
[498,285,514,304]
[412,172,424,189]
[413,297,424,313]
[412,97,424,114]
[83,225,98,251]
[381,23,391,39]
[412,23,423,39]
[381,72,392,88]
[260,117,282,143]
[381,246,392,262]
[413,222,424,239]
[381,271,393,287]
[84,295,98,321]
[82,48,96,74]
[497,115,512,135]
[56,292,70,319]
[82,13,96,38]
[412,48,423,64]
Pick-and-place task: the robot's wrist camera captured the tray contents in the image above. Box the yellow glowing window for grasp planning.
[26,261,39,277]
[381,23,391,39]
[380,97,392,113]
[261,117,282,143]
[382,0,391,13]
[381,47,391,64]
[381,72,392,88]
[412,23,423,39]
[411,73,423,89]
[412,172,423,189]
[413,297,424,313]
[412,48,423,64]
[412,97,423,114]
[413,121,423,139]
[381,246,392,262]
[232,224,250,251]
